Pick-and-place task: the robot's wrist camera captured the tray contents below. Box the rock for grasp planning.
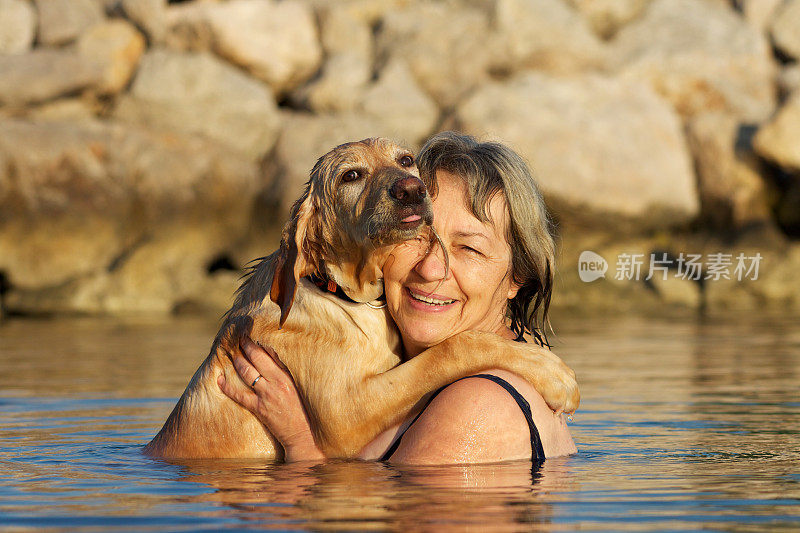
[0,0,36,54]
[76,20,146,95]
[28,98,98,122]
[778,65,800,99]
[754,91,800,172]
[360,59,439,146]
[198,0,321,94]
[121,0,167,42]
[0,49,103,107]
[457,72,699,227]
[493,0,608,74]
[686,112,772,230]
[376,2,493,108]
[0,118,259,314]
[611,0,776,121]
[271,112,383,213]
[567,0,651,39]
[114,49,280,161]
[293,8,372,112]
[34,0,104,46]
[770,0,800,61]
[739,0,783,31]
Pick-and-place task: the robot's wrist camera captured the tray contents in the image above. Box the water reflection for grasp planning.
[157,457,573,529]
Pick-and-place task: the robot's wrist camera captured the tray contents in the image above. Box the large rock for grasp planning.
[0,49,103,107]
[493,0,608,73]
[770,0,800,61]
[567,0,650,39]
[164,0,322,94]
[114,49,280,161]
[76,20,146,95]
[293,8,372,112]
[0,118,259,314]
[121,0,167,42]
[457,72,699,226]
[34,0,104,46]
[686,113,772,230]
[359,59,439,147]
[754,90,800,172]
[611,0,776,121]
[0,0,36,54]
[376,3,493,108]
[739,0,783,32]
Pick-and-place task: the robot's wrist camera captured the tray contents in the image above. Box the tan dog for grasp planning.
[144,138,579,459]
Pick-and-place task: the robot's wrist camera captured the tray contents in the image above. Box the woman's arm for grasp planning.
[218,337,324,462]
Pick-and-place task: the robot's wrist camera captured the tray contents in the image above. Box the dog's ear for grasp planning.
[270,192,315,327]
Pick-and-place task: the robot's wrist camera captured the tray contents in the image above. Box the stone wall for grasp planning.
[1,0,799,316]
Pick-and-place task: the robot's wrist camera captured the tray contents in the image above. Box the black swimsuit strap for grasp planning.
[380,373,546,464]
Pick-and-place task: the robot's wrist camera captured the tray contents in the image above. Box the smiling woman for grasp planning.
[220,131,576,464]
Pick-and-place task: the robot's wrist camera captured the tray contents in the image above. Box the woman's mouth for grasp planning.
[406,287,456,309]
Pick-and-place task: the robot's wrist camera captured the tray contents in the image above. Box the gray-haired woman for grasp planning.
[219,132,577,464]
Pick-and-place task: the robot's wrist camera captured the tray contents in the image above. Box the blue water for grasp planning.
[1,313,799,531]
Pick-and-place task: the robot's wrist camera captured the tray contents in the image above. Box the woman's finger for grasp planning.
[217,373,260,413]
[240,337,291,380]
[231,353,266,389]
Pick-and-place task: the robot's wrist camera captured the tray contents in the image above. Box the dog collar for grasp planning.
[306,272,386,307]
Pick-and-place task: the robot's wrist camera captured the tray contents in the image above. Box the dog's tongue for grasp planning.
[402,214,422,223]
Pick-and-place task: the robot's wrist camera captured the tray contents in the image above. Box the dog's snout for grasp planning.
[389,176,427,205]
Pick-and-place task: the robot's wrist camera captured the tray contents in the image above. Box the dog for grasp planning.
[144,138,579,459]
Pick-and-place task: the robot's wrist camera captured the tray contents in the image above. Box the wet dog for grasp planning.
[144,138,578,459]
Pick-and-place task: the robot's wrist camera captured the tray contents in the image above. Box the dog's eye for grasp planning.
[399,155,414,168]
[342,169,361,182]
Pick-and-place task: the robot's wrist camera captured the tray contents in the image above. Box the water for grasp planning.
[1,312,798,531]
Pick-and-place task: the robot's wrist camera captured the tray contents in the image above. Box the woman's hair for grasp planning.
[417,131,556,347]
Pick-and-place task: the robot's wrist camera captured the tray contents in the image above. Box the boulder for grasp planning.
[376,3,493,108]
[770,0,800,61]
[754,90,800,172]
[492,0,608,74]
[0,0,36,54]
[0,49,103,107]
[686,113,772,230]
[114,49,280,161]
[359,59,439,146]
[567,0,650,39]
[0,118,259,314]
[121,0,168,42]
[457,72,699,227]
[76,20,146,95]
[779,65,800,99]
[166,0,322,94]
[611,0,776,121]
[294,8,372,112]
[739,0,783,32]
[34,0,104,46]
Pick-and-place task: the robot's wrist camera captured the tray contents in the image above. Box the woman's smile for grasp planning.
[404,286,458,310]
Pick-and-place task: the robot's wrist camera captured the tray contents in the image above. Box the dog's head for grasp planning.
[270,138,433,325]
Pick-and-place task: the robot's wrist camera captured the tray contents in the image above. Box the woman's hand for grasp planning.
[217,337,324,462]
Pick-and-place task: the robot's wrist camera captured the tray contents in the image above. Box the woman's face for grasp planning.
[384,170,519,358]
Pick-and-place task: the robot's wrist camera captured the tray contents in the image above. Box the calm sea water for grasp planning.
[1,312,798,531]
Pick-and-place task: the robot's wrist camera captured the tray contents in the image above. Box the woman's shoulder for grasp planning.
[458,369,577,458]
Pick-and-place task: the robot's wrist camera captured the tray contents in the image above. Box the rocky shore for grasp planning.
[1,0,799,318]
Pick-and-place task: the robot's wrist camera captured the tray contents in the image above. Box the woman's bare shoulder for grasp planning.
[388,375,534,464]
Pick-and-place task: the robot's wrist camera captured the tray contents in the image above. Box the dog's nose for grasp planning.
[389,176,427,205]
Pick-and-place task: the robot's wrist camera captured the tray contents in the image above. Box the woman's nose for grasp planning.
[413,239,449,281]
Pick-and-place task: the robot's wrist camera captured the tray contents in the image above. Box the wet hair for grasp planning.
[417,131,555,347]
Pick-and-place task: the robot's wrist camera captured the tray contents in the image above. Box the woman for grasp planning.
[218,132,576,464]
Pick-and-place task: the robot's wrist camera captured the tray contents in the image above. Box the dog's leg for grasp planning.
[313,330,579,457]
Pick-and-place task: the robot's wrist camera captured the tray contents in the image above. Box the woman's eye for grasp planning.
[399,155,414,168]
[461,246,483,256]
[342,170,360,182]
